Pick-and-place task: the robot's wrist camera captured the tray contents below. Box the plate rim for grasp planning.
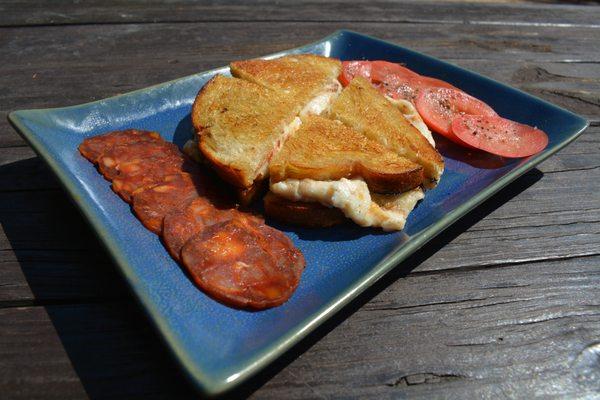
[7,29,590,396]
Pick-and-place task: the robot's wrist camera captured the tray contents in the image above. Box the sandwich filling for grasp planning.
[270,178,424,231]
[267,107,437,231]
[299,80,342,117]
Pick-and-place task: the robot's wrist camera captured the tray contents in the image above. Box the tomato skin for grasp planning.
[370,61,420,82]
[415,76,459,91]
[451,115,549,158]
[415,87,497,145]
[339,61,372,86]
[341,60,462,101]
[372,62,460,101]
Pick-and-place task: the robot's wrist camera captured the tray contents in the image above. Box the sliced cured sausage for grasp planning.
[132,173,207,234]
[79,129,161,162]
[162,197,238,261]
[181,214,305,309]
[111,155,200,202]
[97,140,181,180]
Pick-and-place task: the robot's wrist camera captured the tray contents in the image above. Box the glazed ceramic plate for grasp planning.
[9,30,588,395]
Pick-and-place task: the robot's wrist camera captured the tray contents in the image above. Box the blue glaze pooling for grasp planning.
[8,30,588,396]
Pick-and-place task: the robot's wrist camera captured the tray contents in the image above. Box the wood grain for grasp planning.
[1,0,599,27]
[1,256,598,399]
[1,1,599,398]
[1,20,599,147]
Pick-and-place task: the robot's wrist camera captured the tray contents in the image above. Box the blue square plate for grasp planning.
[8,30,588,395]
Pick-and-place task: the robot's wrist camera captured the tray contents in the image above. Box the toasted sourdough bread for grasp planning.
[264,187,424,230]
[230,54,342,114]
[264,191,346,227]
[192,75,300,189]
[269,115,423,193]
[329,77,444,185]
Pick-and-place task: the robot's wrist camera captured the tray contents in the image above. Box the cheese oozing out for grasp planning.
[299,80,342,117]
[270,178,424,231]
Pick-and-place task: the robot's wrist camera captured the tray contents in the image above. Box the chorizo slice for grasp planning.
[162,197,239,261]
[97,141,181,180]
[111,155,200,202]
[79,129,161,162]
[132,173,207,234]
[180,214,305,309]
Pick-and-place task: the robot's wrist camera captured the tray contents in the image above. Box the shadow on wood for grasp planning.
[0,156,542,399]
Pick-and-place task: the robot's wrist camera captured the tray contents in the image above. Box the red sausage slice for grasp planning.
[79,129,161,162]
[181,214,305,309]
[162,197,238,261]
[111,155,199,202]
[451,114,549,158]
[132,173,206,234]
[97,141,181,180]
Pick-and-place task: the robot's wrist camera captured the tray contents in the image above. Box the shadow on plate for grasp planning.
[0,155,542,399]
[436,134,511,170]
[172,114,195,148]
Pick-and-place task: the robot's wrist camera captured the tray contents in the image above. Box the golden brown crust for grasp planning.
[263,192,346,228]
[192,74,299,188]
[230,55,341,108]
[329,77,444,183]
[191,76,219,134]
[198,138,249,188]
[269,115,424,193]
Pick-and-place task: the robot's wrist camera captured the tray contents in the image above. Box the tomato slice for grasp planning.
[374,75,419,101]
[415,87,497,145]
[339,61,372,86]
[371,61,420,82]
[451,115,549,158]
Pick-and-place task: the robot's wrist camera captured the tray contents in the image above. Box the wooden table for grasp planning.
[1,1,599,398]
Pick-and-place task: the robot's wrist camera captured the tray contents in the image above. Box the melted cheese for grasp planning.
[300,80,342,117]
[270,178,423,231]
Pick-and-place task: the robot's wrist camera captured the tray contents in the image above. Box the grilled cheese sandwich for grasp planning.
[191,56,343,204]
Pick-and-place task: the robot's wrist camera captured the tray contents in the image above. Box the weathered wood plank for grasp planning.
[1,256,598,399]
[0,249,127,307]
[0,4,598,398]
[1,22,599,148]
[0,303,194,400]
[1,0,599,27]
[250,255,600,399]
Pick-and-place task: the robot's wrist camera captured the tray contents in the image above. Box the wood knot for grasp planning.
[386,372,465,387]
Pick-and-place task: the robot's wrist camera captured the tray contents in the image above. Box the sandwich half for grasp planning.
[268,115,424,231]
[329,77,444,186]
[192,74,300,191]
